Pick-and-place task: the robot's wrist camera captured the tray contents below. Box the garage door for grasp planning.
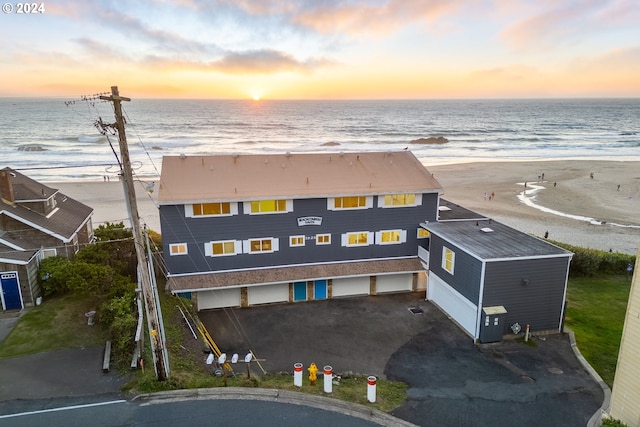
[376,274,412,294]
[248,283,289,305]
[427,272,478,338]
[332,276,370,298]
[198,288,241,310]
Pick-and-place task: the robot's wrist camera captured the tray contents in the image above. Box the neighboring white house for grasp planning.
[608,247,640,427]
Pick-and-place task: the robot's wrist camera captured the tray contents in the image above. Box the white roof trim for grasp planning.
[1,209,71,243]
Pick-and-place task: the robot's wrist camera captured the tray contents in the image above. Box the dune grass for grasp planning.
[564,275,631,387]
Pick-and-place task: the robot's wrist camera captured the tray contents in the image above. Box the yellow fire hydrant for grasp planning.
[308,362,318,385]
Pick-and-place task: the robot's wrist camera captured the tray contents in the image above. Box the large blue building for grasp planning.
[158,151,573,342]
[159,151,441,310]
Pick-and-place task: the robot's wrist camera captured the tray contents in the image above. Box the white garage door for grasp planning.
[248,283,289,305]
[198,288,241,310]
[376,274,413,294]
[427,272,478,338]
[332,276,370,298]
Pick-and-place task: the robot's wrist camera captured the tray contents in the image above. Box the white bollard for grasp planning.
[367,376,377,403]
[294,363,303,387]
[323,366,333,393]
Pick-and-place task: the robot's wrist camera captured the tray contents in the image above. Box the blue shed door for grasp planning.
[314,280,327,300]
[1,272,23,310]
[293,282,307,301]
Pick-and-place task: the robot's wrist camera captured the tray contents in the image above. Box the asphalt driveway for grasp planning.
[199,292,603,427]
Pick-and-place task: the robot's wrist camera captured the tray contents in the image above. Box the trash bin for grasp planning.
[85,310,96,326]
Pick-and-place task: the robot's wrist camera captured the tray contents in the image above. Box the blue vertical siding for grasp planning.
[161,193,438,275]
[428,234,483,304]
[482,257,570,333]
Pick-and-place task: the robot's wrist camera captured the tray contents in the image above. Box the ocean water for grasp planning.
[1,98,639,182]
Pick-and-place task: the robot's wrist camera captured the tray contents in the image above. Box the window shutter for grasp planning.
[367,232,374,245]
[204,242,212,257]
[400,229,407,243]
[243,240,250,253]
[341,233,348,246]
[375,231,382,244]
[272,238,279,251]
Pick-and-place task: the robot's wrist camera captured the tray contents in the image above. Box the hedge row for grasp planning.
[550,241,637,277]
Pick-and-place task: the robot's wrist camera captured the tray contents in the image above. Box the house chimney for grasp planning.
[0,170,15,203]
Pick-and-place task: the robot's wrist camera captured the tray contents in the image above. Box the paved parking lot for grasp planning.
[200,292,603,427]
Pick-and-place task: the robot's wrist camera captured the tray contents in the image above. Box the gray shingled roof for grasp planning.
[0,168,93,243]
[0,243,38,264]
[425,219,572,260]
[168,258,423,292]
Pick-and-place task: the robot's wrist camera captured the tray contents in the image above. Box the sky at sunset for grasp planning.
[1,0,639,99]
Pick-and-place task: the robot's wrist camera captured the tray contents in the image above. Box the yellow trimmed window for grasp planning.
[417,228,430,239]
[442,247,455,274]
[193,202,231,216]
[250,199,287,213]
[316,234,331,245]
[290,236,305,247]
[212,241,236,256]
[169,243,187,255]
[334,196,366,209]
[384,193,416,206]
[347,232,369,246]
[381,231,401,243]
[250,239,273,253]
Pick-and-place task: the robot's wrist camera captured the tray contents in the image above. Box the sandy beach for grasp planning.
[428,160,640,254]
[51,180,161,232]
[50,160,640,255]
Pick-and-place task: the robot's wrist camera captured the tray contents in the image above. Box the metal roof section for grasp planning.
[424,219,572,261]
[158,151,443,204]
[437,198,489,222]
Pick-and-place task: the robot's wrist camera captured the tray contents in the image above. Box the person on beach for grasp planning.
[589,172,594,179]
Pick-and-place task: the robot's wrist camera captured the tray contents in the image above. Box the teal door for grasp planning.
[314,280,327,300]
[293,282,307,301]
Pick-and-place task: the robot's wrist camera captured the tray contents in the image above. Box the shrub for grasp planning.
[550,241,636,277]
[602,417,628,427]
[39,256,73,296]
[100,289,137,359]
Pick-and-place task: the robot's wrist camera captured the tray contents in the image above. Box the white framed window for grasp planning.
[186,202,237,218]
[316,234,331,245]
[417,228,430,239]
[205,240,241,257]
[40,248,57,260]
[244,199,293,215]
[375,229,406,245]
[290,235,305,247]
[328,196,373,211]
[341,231,373,247]
[378,193,422,208]
[442,246,455,274]
[169,243,188,256]
[243,237,279,254]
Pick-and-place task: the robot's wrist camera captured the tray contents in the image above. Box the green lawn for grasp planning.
[0,294,108,359]
[565,275,631,387]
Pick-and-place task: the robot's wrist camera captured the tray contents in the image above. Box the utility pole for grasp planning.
[99,86,169,380]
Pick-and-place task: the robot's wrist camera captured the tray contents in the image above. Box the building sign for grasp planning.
[297,216,323,226]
